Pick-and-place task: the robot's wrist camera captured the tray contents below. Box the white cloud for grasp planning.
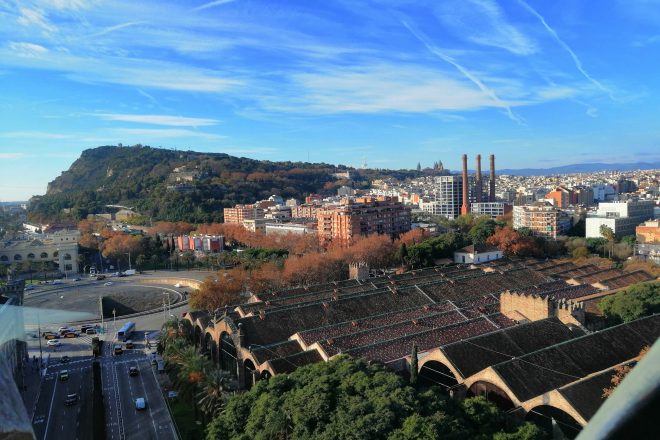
[17,7,57,33]
[516,0,613,99]
[436,0,538,55]
[0,131,71,139]
[0,152,28,160]
[113,128,225,139]
[192,0,237,12]
[95,113,219,127]
[89,21,144,38]
[402,21,525,124]
[7,42,49,57]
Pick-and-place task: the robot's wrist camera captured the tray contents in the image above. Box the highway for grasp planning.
[28,320,180,439]
[101,332,177,440]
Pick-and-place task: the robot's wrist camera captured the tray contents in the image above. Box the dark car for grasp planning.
[96,275,106,281]
[129,366,139,376]
[61,356,70,363]
[64,393,78,406]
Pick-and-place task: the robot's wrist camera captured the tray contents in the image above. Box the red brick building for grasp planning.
[317,196,411,245]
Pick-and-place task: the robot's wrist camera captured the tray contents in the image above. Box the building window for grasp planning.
[64,254,72,261]
[53,251,59,258]
[27,253,35,259]
[41,252,48,258]
[0,255,8,262]
[14,254,22,261]
[65,264,73,271]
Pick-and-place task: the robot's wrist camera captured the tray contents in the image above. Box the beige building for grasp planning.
[224,205,265,224]
[513,202,571,239]
[0,230,80,274]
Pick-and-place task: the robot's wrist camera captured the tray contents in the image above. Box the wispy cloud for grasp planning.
[7,42,48,57]
[516,0,613,99]
[435,0,538,55]
[0,131,72,139]
[17,7,57,33]
[95,113,219,127]
[1,42,243,92]
[402,20,525,124]
[191,0,237,12]
[113,128,225,139]
[0,152,28,160]
[89,21,145,38]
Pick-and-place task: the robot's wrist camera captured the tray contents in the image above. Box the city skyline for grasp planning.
[2,0,660,200]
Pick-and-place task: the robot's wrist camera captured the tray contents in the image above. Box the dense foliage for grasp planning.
[206,356,545,440]
[598,282,660,323]
[27,145,423,223]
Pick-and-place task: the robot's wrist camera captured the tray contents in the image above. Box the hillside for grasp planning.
[28,145,422,223]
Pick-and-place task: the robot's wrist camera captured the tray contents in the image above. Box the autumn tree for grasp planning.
[487,226,538,257]
[190,268,249,311]
[101,233,143,265]
[602,346,650,397]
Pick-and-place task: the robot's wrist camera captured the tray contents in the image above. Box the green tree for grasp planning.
[600,225,615,258]
[468,218,497,245]
[598,282,660,323]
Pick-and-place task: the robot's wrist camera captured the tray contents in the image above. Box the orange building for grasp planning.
[223,204,264,224]
[544,186,573,208]
[636,220,660,243]
[317,196,411,245]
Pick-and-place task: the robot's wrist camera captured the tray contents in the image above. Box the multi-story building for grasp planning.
[223,204,265,224]
[544,186,572,208]
[573,186,594,206]
[470,202,509,219]
[636,220,660,264]
[0,281,25,385]
[243,218,268,233]
[585,200,655,239]
[291,204,324,219]
[176,235,224,252]
[420,175,464,219]
[265,223,317,235]
[317,196,411,244]
[0,230,80,273]
[513,202,571,239]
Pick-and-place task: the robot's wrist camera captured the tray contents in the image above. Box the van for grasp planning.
[113,345,123,355]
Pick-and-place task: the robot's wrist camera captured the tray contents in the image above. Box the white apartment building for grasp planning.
[585,200,655,239]
[471,202,506,219]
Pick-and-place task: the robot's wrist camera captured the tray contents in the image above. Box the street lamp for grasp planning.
[112,308,116,341]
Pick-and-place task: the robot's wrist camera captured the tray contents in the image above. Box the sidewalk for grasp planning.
[20,356,45,421]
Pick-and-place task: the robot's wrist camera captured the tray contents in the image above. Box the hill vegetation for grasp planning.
[28,145,428,223]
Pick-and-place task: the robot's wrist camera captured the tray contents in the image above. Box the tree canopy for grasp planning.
[206,356,546,440]
[598,282,660,323]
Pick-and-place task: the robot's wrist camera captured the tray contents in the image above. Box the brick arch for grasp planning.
[525,404,584,438]
[520,390,588,427]
[462,367,520,409]
[418,349,464,382]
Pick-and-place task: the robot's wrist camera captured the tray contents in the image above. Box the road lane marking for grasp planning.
[43,368,58,440]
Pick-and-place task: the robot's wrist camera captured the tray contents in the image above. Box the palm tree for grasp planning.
[600,224,616,258]
[196,368,232,417]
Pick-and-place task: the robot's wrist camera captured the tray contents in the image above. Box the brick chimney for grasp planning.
[475,154,482,203]
[489,154,496,202]
[461,154,469,215]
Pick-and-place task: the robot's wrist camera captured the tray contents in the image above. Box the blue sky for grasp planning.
[1,0,659,200]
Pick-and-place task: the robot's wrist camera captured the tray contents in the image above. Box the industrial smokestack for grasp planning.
[461,154,469,215]
[489,154,496,202]
[475,154,482,203]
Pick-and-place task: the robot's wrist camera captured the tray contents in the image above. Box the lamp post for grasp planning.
[112,308,116,341]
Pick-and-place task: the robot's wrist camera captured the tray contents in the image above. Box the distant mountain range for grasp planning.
[497,161,660,176]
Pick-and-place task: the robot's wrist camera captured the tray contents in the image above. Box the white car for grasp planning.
[104,282,113,286]
[47,339,61,347]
